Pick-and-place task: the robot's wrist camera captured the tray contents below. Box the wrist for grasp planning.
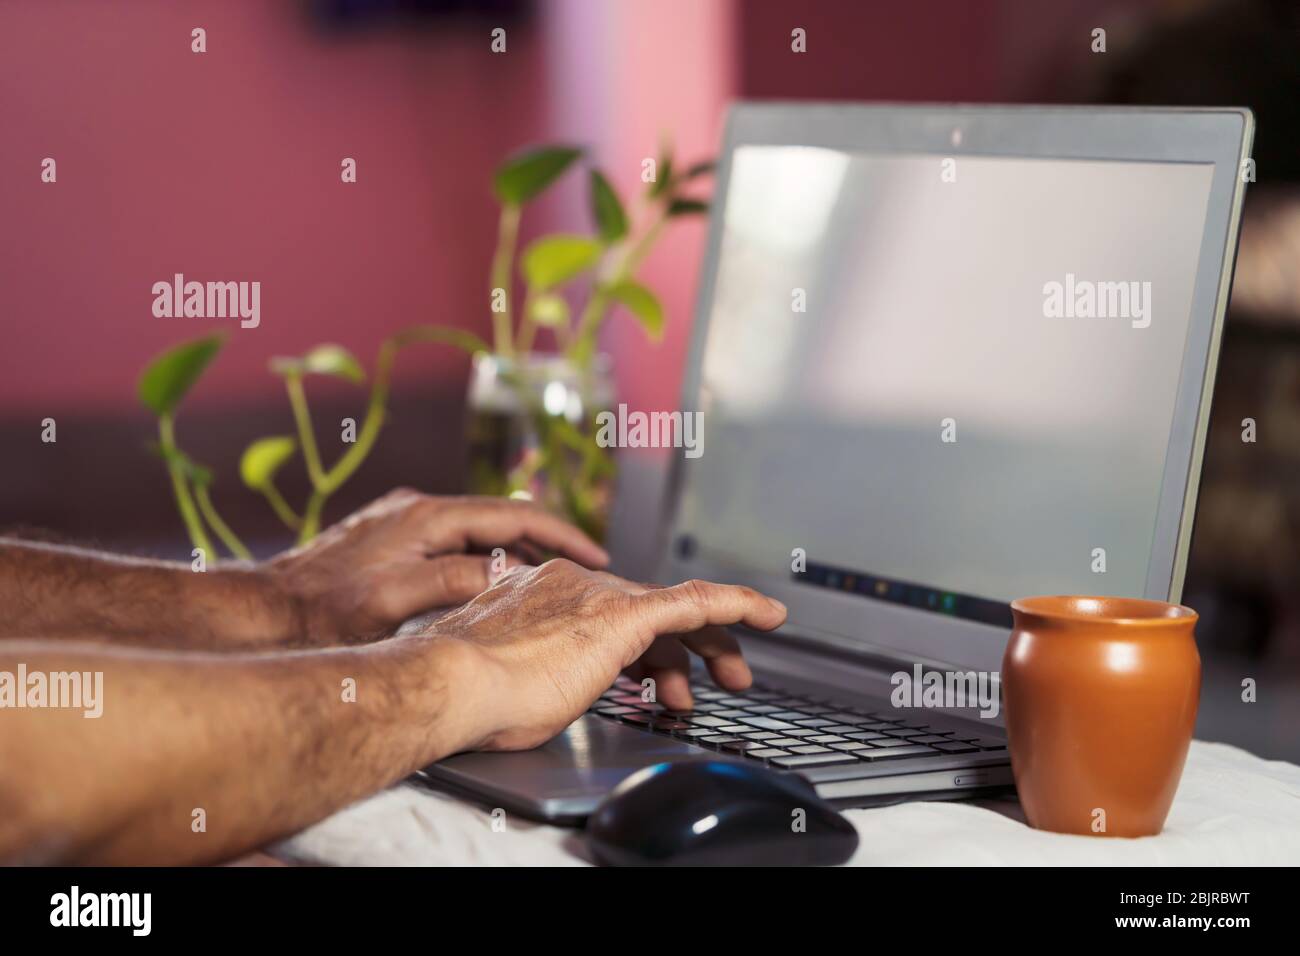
[203,565,306,648]
[391,633,494,761]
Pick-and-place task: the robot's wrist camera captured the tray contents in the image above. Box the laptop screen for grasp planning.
[670,145,1216,627]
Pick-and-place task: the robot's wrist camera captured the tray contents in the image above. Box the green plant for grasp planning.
[138,140,711,556]
[490,142,712,362]
[475,142,713,537]
[139,326,487,558]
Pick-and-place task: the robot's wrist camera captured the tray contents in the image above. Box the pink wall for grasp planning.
[0,0,1145,422]
[544,0,737,416]
[0,0,545,416]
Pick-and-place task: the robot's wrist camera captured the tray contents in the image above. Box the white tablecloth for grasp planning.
[276,740,1300,866]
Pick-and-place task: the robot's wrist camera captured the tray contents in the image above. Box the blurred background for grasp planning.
[1,0,1297,758]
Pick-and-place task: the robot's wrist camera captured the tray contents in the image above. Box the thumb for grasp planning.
[377,554,522,622]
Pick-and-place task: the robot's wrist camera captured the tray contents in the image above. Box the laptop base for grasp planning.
[418,673,1014,827]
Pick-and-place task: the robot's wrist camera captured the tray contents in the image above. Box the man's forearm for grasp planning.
[0,539,300,649]
[0,635,473,864]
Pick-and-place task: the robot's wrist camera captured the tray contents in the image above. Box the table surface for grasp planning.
[276,740,1300,866]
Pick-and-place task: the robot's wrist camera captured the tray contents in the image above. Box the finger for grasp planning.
[634,637,694,710]
[490,538,546,567]
[443,498,610,568]
[378,486,422,507]
[622,660,646,684]
[469,549,532,585]
[377,554,518,622]
[592,570,649,596]
[677,625,752,692]
[636,580,787,635]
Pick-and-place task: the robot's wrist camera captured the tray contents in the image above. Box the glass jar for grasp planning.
[465,351,616,541]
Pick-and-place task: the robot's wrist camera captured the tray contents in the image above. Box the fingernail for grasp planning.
[767,597,787,614]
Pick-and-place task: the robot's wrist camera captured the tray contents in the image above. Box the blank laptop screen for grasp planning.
[671,145,1215,623]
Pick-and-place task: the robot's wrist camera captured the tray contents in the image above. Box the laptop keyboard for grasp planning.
[588,675,1006,772]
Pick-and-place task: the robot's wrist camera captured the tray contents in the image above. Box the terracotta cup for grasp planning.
[1002,596,1200,837]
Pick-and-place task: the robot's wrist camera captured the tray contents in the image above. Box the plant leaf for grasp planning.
[649,141,674,198]
[528,293,570,328]
[391,324,492,354]
[678,159,716,182]
[138,335,224,416]
[667,198,709,217]
[493,146,583,205]
[589,170,628,244]
[301,344,365,384]
[521,235,603,291]
[270,345,365,383]
[605,279,664,340]
[239,436,298,490]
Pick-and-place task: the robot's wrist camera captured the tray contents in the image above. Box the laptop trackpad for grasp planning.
[418,714,742,824]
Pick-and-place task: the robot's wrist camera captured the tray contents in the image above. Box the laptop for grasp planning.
[421,103,1253,824]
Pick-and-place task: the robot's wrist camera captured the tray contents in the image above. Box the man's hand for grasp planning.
[269,489,610,645]
[0,489,609,651]
[0,557,783,865]
[0,554,780,868]
[420,559,788,753]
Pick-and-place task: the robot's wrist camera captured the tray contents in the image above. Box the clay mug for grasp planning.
[1002,596,1200,837]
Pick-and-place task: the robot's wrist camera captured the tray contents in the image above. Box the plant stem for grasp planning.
[490,203,522,356]
[300,490,326,545]
[515,288,539,355]
[286,367,334,544]
[158,416,213,556]
[570,286,612,365]
[505,448,544,495]
[285,372,326,487]
[194,484,253,560]
[287,325,488,544]
[568,213,668,364]
[318,326,486,496]
[288,336,401,545]
[618,214,667,276]
[316,339,396,498]
[261,481,302,531]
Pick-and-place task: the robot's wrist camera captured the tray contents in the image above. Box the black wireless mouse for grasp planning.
[585,760,860,866]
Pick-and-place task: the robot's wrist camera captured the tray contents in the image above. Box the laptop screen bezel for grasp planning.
[657,102,1253,676]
